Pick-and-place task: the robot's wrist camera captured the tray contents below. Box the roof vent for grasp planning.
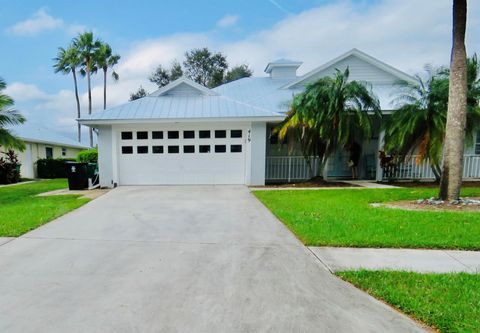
[264,58,302,78]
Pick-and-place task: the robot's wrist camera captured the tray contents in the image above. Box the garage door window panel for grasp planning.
[137,146,148,154]
[231,130,242,138]
[122,146,133,154]
[183,131,195,139]
[215,145,226,153]
[121,132,133,140]
[183,145,195,153]
[168,146,179,154]
[152,131,163,139]
[152,146,164,154]
[168,131,179,139]
[199,130,210,139]
[215,130,226,138]
[199,145,210,153]
[137,131,148,140]
[231,145,242,153]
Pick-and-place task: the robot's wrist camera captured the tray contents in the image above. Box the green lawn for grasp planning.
[338,271,480,333]
[254,187,480,249]
[0,179,90,236]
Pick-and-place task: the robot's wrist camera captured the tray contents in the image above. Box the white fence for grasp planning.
[382,155,480,180]
[265,156,320,182]
[265,155,480,182]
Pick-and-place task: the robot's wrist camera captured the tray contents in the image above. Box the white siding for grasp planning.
[97,125,114,187]
[296,55,401,86]
[247,122,267,185]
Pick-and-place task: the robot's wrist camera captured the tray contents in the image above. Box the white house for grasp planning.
[5,122,89,178]
[79,49,480,187]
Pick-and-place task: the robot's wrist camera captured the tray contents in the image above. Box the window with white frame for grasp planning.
[476,132,480,155]
[61,147,67,156]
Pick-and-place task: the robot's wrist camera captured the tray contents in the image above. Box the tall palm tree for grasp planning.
[95,42,120,110]
[74,32,101,147]
[0,78,25,150]
[439,0,468,200]
[384,67,449,180]
[53,45,82,142]
[277,68,381,176]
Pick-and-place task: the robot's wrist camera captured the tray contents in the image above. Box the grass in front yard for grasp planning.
[338,271,480,333]
[0,179,90,236]
[254,187,480,249]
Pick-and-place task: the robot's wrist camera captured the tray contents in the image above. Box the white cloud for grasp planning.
[6,8,89,37]
[217,15,239,28]
[7,8,63,36]
[10,0,480,140]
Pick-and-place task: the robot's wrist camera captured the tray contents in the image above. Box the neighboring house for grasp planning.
[79,48,480,187]
[5,122,89,178]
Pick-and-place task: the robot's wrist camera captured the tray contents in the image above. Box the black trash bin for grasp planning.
[65,162,88,190]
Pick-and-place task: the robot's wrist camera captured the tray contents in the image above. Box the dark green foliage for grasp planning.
[224,64,253,83]
[129,86,148,101]
[339,271,480,333]
[148,47,253,89]
[36,158,75,179]
[0,77,25,150]
[276,68,381,174]
[0,150,21,184]
[384,56,480,180]
[76,147,98,163]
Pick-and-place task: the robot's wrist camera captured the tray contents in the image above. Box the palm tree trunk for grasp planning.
[103,68,107,110]
[72,69,81,143]
[439,0,468,200]
[87,66,93,147]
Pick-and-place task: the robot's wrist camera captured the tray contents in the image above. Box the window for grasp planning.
[122,146,133,154]
[231,130,242,138]
[476,132,480,154]
[215,145,226,153]
[168,131,179,139]
[45,147,53,159]
[121,131,133,140]
[231,145,242,153]
[215,130,226,138]
[61,147,67,156]
[199,145,210,153]
[183,145,195,153]
[168,146,179,154]
[199,130,210,139]
[137,146,148,154]
[152,131,163,139]
[137,131,148,140]
[183,130,195,139]
[152,146,164,154]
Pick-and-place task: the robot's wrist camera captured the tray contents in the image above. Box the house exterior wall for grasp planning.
[247,122,267,185]
[2,142,84,179]
[97,125,114,187]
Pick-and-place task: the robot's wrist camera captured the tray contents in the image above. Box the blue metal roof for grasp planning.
[9,122,89,149]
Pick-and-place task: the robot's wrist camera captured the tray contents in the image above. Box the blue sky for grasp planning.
[1,0,479,142]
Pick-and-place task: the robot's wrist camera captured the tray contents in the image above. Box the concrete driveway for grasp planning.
[0,186,426,332]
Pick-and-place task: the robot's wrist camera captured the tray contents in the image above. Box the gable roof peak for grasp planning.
[149,76,218,97]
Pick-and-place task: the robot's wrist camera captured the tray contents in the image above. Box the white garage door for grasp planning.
[117,126,247,185]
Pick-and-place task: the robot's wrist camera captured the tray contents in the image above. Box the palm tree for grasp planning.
[384,67,449,180]
[0,78,25,150]
[439,0,468,200]
[74,32,101,147]
[277,68,381,176]
[53,45,82,142]
[95,42,120,110]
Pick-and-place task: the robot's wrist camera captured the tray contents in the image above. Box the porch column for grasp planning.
[376,130,385,182]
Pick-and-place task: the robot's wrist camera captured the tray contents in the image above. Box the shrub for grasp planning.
[0,150,21,184]
[77,148,98,163]
[36,158,75,179]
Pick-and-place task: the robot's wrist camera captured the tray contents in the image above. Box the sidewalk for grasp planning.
[310,247,480,273]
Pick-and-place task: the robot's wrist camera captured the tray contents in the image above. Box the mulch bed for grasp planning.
[382,181,480,188]
[261,177,358,188]
[373,199,480,212]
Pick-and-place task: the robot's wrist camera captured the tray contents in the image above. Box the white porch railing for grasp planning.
[265,156,320,182]
[265,155,480,182]
[382,155,480,180]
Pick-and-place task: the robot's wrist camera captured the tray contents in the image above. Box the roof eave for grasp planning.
[79,116,285,126]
